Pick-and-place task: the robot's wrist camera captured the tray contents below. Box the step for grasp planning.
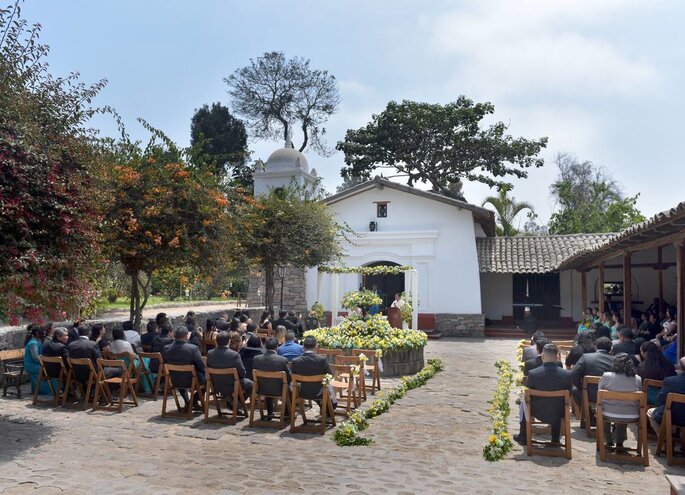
[426,332,443,340]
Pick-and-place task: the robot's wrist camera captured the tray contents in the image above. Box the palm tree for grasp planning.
[482,188,535,236]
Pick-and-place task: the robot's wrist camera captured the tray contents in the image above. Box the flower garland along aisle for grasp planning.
[333,358,445,446]
[482,360,515,461]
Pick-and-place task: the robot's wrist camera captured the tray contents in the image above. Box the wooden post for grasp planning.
[598,261,605,314]
[658,246,664,309]
[676,241,685,360]
[580,270,588,315]
[623,251,632,326]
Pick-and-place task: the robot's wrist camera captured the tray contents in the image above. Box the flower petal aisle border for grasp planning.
[333,358,445,446]
[482,359,515,461]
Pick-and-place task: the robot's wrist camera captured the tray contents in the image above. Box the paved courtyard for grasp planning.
[0,339,682,494]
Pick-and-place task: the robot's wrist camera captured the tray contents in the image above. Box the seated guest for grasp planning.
[647,312,662,340]
[570,336,614,408]
[24,325,51,395]
[609,312,623,340]
[122,320,141,349]
[611,328,638,364]
[228,331,243,352]
[594,323,611,341]
[206,331,252,397]
[238,314,249,332]
[110,327,136,357]
[648,356,685,435]
[638,341,676,405]
[273,311,295,333]
[304,311,320,331]
[89,324,106,344]
[42,327,70,371]
[259,311,273,334]
[523,331,545,362]
[566,332,596,368]
[240,334,264,380]
[163,327,206,409]
[68,325,122,380]
[663,337,679,365]
[515,343,571,445]
[245,322,258,341]
[598,353,642,450]
[67,320,83,344]
[523,339,562,376]
[277,331,304,361]
[150,323,174,373]
[291,335,336,408]
[275,325,287,346]
[203,319,218,342]
[140,320,159,350]
[287,311,304,337]
[252,337,291,418]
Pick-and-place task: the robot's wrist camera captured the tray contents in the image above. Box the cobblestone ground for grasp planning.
[0,339,681,494]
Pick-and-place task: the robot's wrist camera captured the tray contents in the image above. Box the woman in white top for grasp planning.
[598,353,642,450]
[390,293,404,309]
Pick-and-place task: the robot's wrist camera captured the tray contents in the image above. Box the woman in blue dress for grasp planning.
[23,325,51,395]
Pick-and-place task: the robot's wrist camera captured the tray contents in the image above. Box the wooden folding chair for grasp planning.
[1,348,26,398]
[63,357,101,409]
[290,373,336,434]
[642,378,663,407]
[596,390,649,466]
[581,375,601,437]
[524,389,572,459]
[656,392,685,466]
[335,355,366,402]
[317,348,343,363]
[33,356,67,407]
[249,369,291,429]
[93,358,139,413]
[137,352,163,400]
[352,349,381,394]
[161,364,206,420]
[330,363,359,416]
[205,367,248,424]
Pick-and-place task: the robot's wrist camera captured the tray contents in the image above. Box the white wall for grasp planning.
[306,186,483,314]
[480,273,513,320]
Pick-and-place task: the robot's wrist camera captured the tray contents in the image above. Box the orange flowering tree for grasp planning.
[102,139,235,328]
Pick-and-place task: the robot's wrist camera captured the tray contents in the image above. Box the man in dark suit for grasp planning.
[648,356,685,434]
[291,336,335,407]
[252,337,291,418]
[611,327,638,363]
[523,331,545,362]
[41,327,70,377]
[570,336,615,407]
[140,320,158,351]
[515,343,572,445]
[287,311,304,337]
[272,311,295,333]
[150,323,174,373]
[163,327,206,409]
[207,331,252,397]
[68,326,121,381]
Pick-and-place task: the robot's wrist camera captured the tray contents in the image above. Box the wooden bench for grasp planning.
[1,348,26,398]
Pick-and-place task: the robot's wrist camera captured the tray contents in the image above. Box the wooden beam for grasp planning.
[623,251,632,326]
[599,261,605,314]
[677,241,685,360]
[581,270,588,315]
[659,246,664,308]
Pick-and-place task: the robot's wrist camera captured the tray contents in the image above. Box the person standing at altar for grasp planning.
[391,293,405,310]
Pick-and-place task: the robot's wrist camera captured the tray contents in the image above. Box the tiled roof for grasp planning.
[559,202,685,270]
[477,234,617,273]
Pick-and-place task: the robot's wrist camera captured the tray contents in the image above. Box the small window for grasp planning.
[377,203,387,218]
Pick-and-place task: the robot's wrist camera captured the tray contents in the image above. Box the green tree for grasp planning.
[548,153,645,234]
[225,51,340,155]
[336,98,547,196]
[190,102,252,188]
[481,187,534,236]
[235,185,344,311]
[101,132,237,328]
[0,2,107,324]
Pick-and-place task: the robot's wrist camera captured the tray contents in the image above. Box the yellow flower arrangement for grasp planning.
[482,359,515,462]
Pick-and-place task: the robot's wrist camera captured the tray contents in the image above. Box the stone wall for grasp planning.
[434,313,485,338]
[0,307,264,351]
[247,267,307,315]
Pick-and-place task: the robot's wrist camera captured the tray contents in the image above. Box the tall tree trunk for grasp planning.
[264,265,275,312]
[130,270,141,330]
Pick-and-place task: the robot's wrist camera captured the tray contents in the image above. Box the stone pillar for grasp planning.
[246,267,308,315]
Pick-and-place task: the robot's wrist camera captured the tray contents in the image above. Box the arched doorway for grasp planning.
[363,261,405,310]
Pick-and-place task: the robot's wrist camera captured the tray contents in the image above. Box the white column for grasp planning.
[316,269,323,304]
[412,269,419,329]
[329,273,339,324]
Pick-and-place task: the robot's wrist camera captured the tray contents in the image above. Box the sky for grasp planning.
[21,0,685,226]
